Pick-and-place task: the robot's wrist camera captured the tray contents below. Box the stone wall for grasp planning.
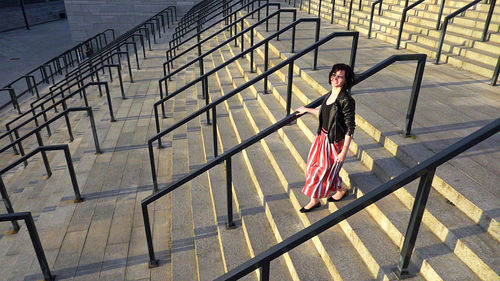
[64,0,202,42]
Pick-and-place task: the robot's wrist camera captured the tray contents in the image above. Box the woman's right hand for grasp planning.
[296,106,308,115]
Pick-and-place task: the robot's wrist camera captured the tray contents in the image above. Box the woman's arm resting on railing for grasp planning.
[296,106,320,117]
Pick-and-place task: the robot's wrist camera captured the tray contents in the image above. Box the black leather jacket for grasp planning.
[317,90,356,143]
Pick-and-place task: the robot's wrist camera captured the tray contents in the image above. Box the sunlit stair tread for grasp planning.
[217,32,424,281]
[211,49,339,281]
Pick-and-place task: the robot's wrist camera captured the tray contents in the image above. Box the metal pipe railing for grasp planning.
[0,107,102,162]
[213,117,500,280]
[435,0,481,64]
[0,29,116,112]
[161,7,290,112]
[491,55,499,86]
[0,212,54,281]
[154,16,322,151]
[481,0,496,41]
[367,0,382,38]
[347,0,355,30]
[165,3,281,74]
[142,51,433,267]
[1,144,82,209]
[5,65,122,138]
[169,0,259,58]
[396,0,425,49]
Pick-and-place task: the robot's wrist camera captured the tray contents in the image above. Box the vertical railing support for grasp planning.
[0,178,20,233]
[396,168,436,278]
[213,106,218,157]
[481,0,496,41]
[226,158,236,229]
[491,55,499,86]
[404,56,426,137]
[286,61,294,116]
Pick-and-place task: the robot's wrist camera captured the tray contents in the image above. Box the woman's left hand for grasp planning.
[337,151,347,163]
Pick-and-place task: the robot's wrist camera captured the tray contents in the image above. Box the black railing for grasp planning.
[331,0,336,23]
[0,29,115,112]
[435,0,481,64]
[0,107,101,164]
[5,65,123,140]
[214,117,500,280]
[169,0,262,59]
[0,212,54,281]
[160,6,292,115]
[367,0,382,39]
[173,0,240,45]
[396,0,425,49]
[164,3,281,76]
[154,16,326,152]
[347,0,355,29]
[436,0,446,30]
[1,144,82,208]
[142,51,431,267]
[481,0,496,41]
[491,55,499,86]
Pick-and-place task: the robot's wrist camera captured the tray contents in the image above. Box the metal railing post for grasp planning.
[264,41,269,94]
[142,203,159,267]
[226,157,236,229]
[331,0,336,24]
[481,0,496,41]
[213,106,218,157]
[318,0,323,17]
[261,262,270,281]
[404,56,426,137]
[35,131,52,178]
[396,168,436,278]
[436,0,445,30]
[286,61,294,116]
[313,20,321,70]
[347,0,355,30]
[24,213,55,281]
[0,178,20,233]
[63,145,83,202]
[491,55,499,86]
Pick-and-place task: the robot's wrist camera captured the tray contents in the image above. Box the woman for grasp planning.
[296,63,356,213]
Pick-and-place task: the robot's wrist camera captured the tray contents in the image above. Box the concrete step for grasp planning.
[210,43,346,281]
[214,30,426,280]
[224,17,499,280]
[246,9,500,243]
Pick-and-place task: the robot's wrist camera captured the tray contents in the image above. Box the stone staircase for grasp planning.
[306,0,500,78]
[0,1,499,281]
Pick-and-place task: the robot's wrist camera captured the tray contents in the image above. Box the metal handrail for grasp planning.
[396,0,425,49]
[160,7,292,113]
[1,144,82,213]
[436,0,446,30]
[153,16,325,152]
[214,117,500,280]
[150,29,357,191]
[0,107,101,162]
[0,29,115,112]
[173,0,239,44]
[0,5,175,114]
[435,0,481,64]
[481,0,496,41]
[491,55,499,86]
[6,65,123,135]
[165,3,280,73]
[50,46,133,97]
[170,0,258,56]
[347,0,355,29]
[368,0,383,38]
[331,0,336,24]
[0,212,54,281]
[141,51,432,267]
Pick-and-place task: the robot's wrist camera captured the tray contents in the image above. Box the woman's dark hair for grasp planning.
[328,63,355,91]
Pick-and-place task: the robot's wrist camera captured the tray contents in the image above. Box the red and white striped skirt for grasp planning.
[302,128,344,198]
